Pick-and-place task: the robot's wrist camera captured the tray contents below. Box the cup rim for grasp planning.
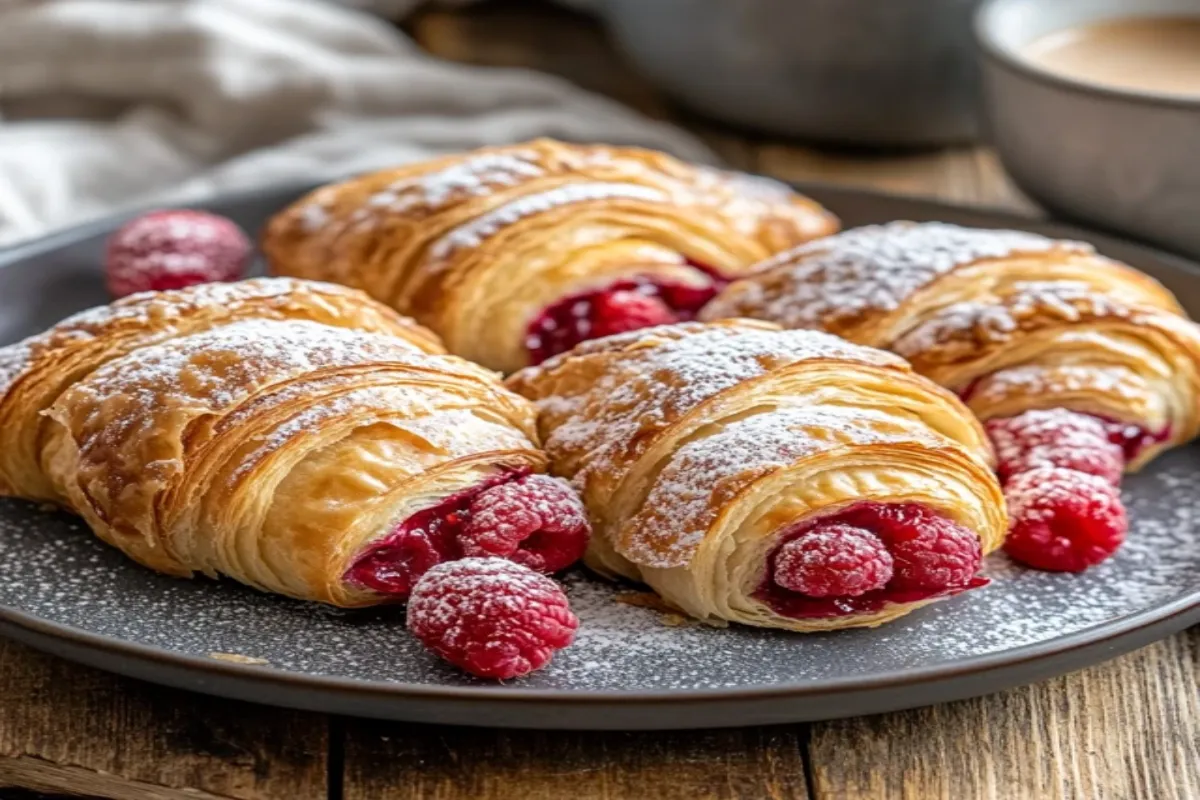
[974,0,1200,110]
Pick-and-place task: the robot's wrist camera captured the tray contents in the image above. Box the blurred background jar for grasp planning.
[601,0,985,147]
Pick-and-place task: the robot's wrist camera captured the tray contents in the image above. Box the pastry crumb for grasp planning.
[615,591,696,626]
[209,652,269,665]
[615,591,674,612]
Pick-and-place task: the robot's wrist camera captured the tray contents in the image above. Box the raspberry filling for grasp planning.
[986,409,1126,485]
[958,380,1168,466]
[1101,417,1171,463]
[753,502,986,619]
[343,470,590,598]
[525,261,728,364]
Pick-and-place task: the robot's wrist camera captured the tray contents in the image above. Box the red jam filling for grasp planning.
[525,260,728,364]
[343,469,526,598]
[956,380,1169,465]
[752,502,988,620]
[1101,418,1171,462]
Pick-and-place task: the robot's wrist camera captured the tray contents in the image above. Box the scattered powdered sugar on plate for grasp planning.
[0,441,1195,692]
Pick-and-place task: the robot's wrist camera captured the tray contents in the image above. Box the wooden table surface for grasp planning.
[2,3,1198,799]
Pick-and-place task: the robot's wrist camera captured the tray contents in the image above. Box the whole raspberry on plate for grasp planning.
[105,210,251,298]
[1003,467,1127,572]
[406,557,578,679]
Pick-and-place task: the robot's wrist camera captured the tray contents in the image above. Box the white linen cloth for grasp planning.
[0,0,711,245]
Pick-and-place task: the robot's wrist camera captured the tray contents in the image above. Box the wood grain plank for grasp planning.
[411,4,671,119]
[807,627,1200,800]
[343,723,809,800]
[0,639,328,800]
[754,144,1036,212]
[409,3,758,171]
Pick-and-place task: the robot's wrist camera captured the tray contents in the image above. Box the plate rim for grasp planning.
[3,181,1199,724]
[1,574,1198,705]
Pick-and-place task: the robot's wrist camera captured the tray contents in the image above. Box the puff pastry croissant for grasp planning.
[702,222,1200,570]
[263,139,838,373]
[507,320,1006,631]
[703,222,1200,469]
[0,278,575,607]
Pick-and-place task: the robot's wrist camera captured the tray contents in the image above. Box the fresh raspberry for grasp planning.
[985,409,1124,484]
[105,210,250,298]
[459,474,591,573]
[589,289,678,339]
[772,524,894,597]
[406,557,578,679]
[1003,468,1127,572]
[842,503,982,590]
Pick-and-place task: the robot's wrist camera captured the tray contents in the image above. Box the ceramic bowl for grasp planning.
[976,0,1200,257]
[602,0,983,146]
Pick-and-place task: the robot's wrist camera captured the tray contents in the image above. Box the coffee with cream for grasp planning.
[1024,17,1200,99]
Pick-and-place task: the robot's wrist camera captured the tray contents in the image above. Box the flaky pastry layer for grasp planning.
[1,280,545,606]
[264,139,838,372]
[703,222,1200,469]
[507,320,1006,631]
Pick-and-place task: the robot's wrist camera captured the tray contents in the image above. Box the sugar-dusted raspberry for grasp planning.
[841,503,982,591]
[106,210,250,298]
[406,557,578,679]
[986,409,1124,484]
[1004,468,1127,572]
[589,289,678,340]
[460,474,591,573]
[772,524,894,597]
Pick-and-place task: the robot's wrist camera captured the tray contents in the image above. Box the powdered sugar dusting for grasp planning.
[297,202,330,232]
[358,150,546,224]
[428,182,668,261]
[971,364,1145,406]
[0,439,1194,691]
[408,557,570,633]
[77,319,410,408]
[20,278,330,348]
[524,323,904,486]
[0,340,33,396]
[895,280,1130,357]
[986,409,1124,483]
[624,406,943,567]
[415,151,544,209]
[1,278,401,411]
[1005,467,1120,524]
[712,222,1088,331]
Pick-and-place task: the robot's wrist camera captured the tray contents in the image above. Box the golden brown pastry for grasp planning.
[0,277,441,503]
[506,320,1006,631]
[702,222,1200,571]
[1,279,593,607]
[263,139,838,373]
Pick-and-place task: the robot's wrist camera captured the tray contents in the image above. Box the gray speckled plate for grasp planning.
[1,185,1198,730]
